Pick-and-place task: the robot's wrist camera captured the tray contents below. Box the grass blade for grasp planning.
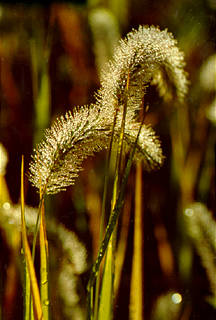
[21,155,43,320]
[98,239,114,320]
[39,198,49,319]
[129,162,143,319]
[114,191,132,297]
[23,259,31,320]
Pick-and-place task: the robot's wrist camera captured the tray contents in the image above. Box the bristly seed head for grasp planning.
[97,25,188,118]
[29,106,110,194]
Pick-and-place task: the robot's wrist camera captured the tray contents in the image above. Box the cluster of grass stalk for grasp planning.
[20,77,145,320]
[10,24,189,320]
[21,157,49,320]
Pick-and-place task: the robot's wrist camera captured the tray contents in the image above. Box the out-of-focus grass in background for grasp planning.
[0,1,215,320]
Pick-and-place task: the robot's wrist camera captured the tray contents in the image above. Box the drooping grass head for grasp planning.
[29,25,188,195]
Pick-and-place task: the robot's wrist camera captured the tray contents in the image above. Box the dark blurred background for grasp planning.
[0,1,215,319]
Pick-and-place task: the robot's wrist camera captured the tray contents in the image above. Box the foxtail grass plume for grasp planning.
[29,106,111,194]
[123,121,164,170]
[184,203,216,300]
[29,25,188,194]
[97,25,188,121]
[56,226,87,320]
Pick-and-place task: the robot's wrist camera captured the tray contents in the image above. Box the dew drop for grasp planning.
[171,293,182,304]
[43,299,50,306]
[3,202,11,210]
[184,208,193,217]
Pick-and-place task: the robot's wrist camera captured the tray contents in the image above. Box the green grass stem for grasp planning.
[129,162,143,319]
[94,72,130,320]
[39,199,49,320]
[93,107,118,320]
[87,115,143,319]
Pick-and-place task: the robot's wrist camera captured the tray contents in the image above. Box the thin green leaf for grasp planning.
[98,239,114,320]
[21,156,43,320]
